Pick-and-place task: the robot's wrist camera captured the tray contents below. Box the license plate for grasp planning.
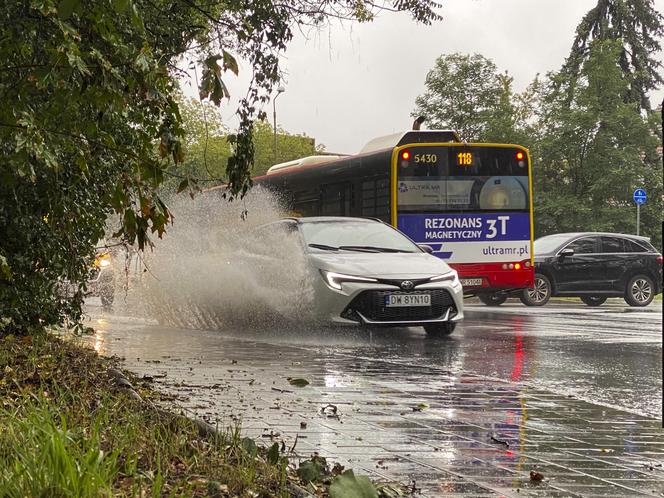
[460,278,484,287]
[384,294,431,307]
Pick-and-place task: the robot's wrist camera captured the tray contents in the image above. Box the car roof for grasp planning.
[285,216,382,224]
[538,232,651,242]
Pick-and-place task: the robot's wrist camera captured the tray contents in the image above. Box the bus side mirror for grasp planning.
[419,244,434,254]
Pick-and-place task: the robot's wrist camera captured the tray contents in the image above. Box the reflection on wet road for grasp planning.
[88,298,663,497]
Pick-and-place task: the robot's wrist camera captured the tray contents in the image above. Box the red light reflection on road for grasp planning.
[510,317,525,382]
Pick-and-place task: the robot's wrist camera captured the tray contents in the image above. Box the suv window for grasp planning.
[564,237,597,254]
[623,238,649,253]
[601,236,624,253]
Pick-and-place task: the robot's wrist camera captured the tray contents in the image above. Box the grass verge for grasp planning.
[0,334,402,497]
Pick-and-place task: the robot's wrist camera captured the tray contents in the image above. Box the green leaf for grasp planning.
[267,442,279,465]
[0,255,12,281]
[130,2,144,29]
[176,178,189,194]
[296,460,324,484]
[58,0,79,19]
[241,437,257,457]
[222,50,239,76]
[287,377,309,387]
[329,470,378,498]
[67,52,90,76]
[112,0,130,13]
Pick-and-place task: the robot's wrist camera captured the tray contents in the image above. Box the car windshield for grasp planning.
[300,221,420,253]
[534,234,572,254]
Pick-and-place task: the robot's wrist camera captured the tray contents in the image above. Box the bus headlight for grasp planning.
[320,270,377,290]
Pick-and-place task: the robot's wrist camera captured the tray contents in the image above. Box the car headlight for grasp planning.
[95,253,112,268]
[320,270,377,290]
[430,270,459,286]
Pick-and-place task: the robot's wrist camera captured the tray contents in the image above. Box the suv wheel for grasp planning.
[424,322,456,337]
[580,296,607,307]
[478,293,508,306]
[625,274,655,307]
[520,273,551,306]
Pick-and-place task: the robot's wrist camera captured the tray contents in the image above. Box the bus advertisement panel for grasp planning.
[393,144,534,294]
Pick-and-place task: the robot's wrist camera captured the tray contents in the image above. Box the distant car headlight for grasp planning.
[94,253,112,268]
[430,270,460,286]
[320,270,377,290]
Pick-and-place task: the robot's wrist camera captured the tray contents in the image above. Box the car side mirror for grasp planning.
[419,244,434,254]
[559,248,574,259]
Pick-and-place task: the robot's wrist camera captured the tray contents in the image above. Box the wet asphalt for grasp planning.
[87,298,663,497]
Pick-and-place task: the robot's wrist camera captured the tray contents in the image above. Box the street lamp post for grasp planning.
[273,85,285,164]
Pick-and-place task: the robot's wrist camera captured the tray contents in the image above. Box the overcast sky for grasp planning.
[181,0,664,154]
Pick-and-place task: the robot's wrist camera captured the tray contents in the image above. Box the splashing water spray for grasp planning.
[115,186,315,330]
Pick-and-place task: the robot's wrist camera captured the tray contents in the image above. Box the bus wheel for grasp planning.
[580,296,607,307]
[424,322,456,337]
[520,274,551,306]
[478,293,507,306]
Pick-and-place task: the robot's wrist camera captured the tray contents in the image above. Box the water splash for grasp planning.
[116,187,314,329]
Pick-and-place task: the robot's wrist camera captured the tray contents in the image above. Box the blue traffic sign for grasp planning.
[633,188,647,205]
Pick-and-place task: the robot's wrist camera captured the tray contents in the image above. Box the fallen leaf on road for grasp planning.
[530,471,544,482]
[287,377,310,387]
[320,404,339,418]
[412,403,428,412]
[490,435,510,447]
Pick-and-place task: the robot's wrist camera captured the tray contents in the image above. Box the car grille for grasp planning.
[341,289,457,323]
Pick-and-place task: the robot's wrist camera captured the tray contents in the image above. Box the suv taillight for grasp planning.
[657,255,663,264]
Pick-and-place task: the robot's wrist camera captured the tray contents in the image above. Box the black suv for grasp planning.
[521,232,662,307]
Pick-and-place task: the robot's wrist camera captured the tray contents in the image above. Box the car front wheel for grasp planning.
[477,293,508,306]
[625,275,655,307]
[580,296,607,307]
[520,274,551,306]
[424,322,456,337]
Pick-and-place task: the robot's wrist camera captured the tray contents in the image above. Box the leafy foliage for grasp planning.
[533,40,662,245]
[413,53,503,141]
[165,97,321,192]
[561,0,663,111]
[412,53,535,144]
[413,1,663,247]
[252,121,322,176]
[0,0,442,334]
[529,0,663,245]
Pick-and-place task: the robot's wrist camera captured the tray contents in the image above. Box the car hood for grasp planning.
[308,252,453,279]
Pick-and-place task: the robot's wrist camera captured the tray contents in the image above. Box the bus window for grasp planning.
[361,176,390,219]
[321,182,352,216]
[397,146,529,213]
[291,188,320,217]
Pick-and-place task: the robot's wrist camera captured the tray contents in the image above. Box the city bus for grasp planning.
[254,129,534,305]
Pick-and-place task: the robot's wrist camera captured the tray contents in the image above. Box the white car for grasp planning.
[248,217,463,336]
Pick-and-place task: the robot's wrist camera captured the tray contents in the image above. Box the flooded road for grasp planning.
[87,298,663,497]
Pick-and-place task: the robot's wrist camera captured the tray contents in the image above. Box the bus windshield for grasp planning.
[397,146,529,213]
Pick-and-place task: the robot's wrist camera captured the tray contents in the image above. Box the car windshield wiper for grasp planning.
[338,245,413,253]
[308,243,339,251]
